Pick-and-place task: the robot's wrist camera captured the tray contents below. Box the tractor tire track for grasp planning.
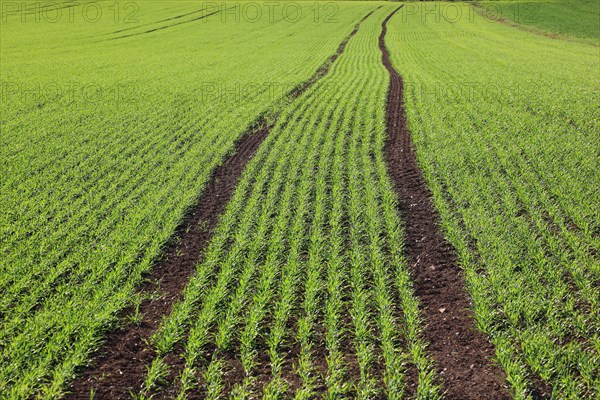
[379,6,510,399]
[65,117,271,400]
[110,8,229,40]
[107,6,214,35]
[290,6,381,97]
[66,8,379,399]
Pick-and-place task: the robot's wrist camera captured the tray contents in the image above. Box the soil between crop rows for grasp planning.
[380,6,511,400]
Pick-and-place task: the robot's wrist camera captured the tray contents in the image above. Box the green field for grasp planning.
[1,1,598,399]
[477,0,600,43]
[387,4,600,397]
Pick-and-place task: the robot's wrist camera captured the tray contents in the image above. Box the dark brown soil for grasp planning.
[380,6,511,400]
[65,118,270,400]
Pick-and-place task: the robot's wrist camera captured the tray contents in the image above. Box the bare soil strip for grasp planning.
[66,118,270,400]
[379,6,510,400]
[66,8,379,399]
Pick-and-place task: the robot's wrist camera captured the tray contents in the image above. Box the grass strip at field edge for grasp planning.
[379,6,511,400]
[470,1,600,47]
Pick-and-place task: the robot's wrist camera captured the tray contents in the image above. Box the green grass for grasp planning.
[477,0,600,42]
[386,3,599,398]
[0,2,378,398]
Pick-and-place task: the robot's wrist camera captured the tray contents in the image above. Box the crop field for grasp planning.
[0,1,598,400]
[387,3,599,398]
